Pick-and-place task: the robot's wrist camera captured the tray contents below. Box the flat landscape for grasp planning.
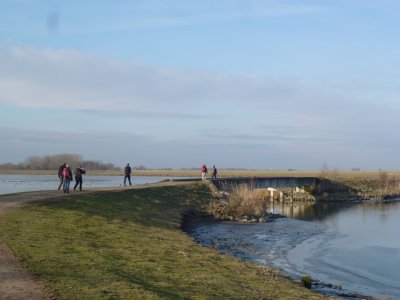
[0,181,327,299]
[2,168,400,179]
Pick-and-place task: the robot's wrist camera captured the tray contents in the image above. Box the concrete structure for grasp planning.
[267,188,284,202]
[211,177,318,190]
[211,177,318,203]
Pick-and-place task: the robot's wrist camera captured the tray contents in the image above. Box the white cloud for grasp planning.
[0,46,362,118]
[1,46,399,169]
[0,46,397,129]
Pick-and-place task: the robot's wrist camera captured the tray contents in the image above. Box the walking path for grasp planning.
[0,181,189,300]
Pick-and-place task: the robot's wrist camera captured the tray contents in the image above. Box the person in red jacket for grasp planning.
[62,164,73,194]
[201,164,208,180]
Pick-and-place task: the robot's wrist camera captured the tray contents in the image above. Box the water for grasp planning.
[188,201,400,299]
[288,202,400,298]
[0,174,190,195]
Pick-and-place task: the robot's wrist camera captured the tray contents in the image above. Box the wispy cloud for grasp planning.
[77,108,211,119]
[0,126,153,165]
[101,3,330,31]
[0,1,330,37]
[1,46,397,129]
[1,46,399,169]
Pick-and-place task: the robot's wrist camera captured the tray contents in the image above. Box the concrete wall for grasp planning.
[211,177,318,190]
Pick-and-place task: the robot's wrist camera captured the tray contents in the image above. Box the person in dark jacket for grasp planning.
[73,166,86,191]
[57,162,66,190]
[62,164,73,194]
[124,163,132,186]
[212,165,218,179]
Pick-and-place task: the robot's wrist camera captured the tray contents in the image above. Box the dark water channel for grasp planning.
[187,200,400,299]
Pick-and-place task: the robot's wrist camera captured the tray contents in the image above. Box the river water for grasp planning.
[188,200,400,299]
[0,174,190,195]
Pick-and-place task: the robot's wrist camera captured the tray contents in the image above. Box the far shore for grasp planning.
[1,168,400,179]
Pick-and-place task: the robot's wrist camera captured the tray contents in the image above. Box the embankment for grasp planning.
[0,182,327,299]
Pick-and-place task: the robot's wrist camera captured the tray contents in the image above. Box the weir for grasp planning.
[211,177,318,190]
[211,177,319,202]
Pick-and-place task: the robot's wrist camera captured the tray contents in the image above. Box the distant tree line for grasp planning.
[0,154,119,171]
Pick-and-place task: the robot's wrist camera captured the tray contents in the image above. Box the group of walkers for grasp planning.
[201,164,218,180]
[57,162,218,193]
[57,163,86,194]
[57,162,134,193]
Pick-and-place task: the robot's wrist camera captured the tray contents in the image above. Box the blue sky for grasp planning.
[1,0,399,169]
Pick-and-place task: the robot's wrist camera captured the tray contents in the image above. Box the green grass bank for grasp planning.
[0,182,326,299]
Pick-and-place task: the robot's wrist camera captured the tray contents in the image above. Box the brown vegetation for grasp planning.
[208,169,400,219]
[210,184,268,220]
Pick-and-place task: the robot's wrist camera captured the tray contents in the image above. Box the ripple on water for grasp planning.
[188,215,399,299]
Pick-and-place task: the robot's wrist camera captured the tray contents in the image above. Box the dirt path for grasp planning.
[0,181,191,300]
[0,190,69,300]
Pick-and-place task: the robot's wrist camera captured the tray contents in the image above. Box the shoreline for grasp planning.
[2,168,400,178]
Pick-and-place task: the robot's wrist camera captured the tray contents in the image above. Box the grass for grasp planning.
[0,183,326,299]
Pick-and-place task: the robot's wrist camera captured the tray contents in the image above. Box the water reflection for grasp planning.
[189,199,400,299]
[288,200,400,298]
[266,200,353,221]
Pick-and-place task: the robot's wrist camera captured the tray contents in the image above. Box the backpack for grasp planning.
[125,166,131,175]
[62,167,69,178]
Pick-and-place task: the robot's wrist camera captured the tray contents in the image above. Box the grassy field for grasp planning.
[0,182,326,299]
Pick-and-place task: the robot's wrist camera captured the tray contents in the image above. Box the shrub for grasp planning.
[301,275,312,289]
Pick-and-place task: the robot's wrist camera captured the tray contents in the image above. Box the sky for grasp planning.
[0,0,399,169]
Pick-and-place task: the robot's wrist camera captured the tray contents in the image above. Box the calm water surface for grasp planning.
[189,200,400,299]
[0,174,190,195]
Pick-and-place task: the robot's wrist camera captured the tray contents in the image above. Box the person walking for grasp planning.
[62,164,73,194]
[124,163,132,186]
[201,164,208,180]
[57,162,66,190]
[212,165,218,179]
[73,165,86,191]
